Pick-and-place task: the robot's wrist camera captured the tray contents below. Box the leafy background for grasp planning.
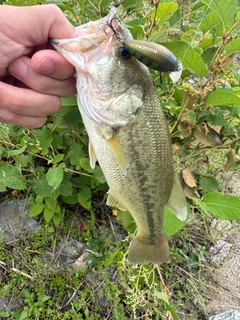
[0,0,240,319]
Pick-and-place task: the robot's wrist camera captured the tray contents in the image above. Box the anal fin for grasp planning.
[107,191,127,211]
[167,173,188,221]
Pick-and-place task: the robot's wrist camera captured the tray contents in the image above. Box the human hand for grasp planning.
[0,5,76,128]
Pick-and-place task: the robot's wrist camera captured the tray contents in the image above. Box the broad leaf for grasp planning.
[154,291,180,320]
[200,11,221,33]
[206,91,240,107]
[29,203,44,217]
[161,41,208,78]
[164,207,187,237]
[225,38,240,56]
[46,166,64,189]
[0,165,26,190]
[32,175,53,197]
[36,126,53,151]
[203,192,240,220]
[201,0,237,32]
[153,2,178,26]
[78,188,91,209]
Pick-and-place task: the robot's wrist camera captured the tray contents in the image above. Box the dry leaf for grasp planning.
[172,144,179,154]
[193,123,222,147]
[224,149,236,171]
[180,170,200,198]
[182,168,196,188]
[72,252,88,271]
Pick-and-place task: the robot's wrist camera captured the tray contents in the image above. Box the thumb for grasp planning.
[0,5,75,46]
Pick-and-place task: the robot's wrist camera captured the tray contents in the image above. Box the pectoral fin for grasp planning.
[106,134,126,175]
[107,192,127,211]
[167,173,188,221]
[100,126,126,174]
[88,140,98,169]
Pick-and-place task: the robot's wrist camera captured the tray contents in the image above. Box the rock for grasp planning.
[209,240,232,267]
[41,238,86,267]
[209,310,240,320]
[0,296,23,312]
[210,219,232,240]
[0,199,40,241]
[207,222,240,314]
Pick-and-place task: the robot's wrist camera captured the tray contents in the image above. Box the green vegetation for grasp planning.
[0,0,240,319]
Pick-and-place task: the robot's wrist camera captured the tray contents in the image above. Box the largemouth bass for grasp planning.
[51,7,187,264]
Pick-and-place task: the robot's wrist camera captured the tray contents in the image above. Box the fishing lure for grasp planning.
[105,18,182,83]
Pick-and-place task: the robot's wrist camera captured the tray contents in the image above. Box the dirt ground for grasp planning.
[207,171,240,315]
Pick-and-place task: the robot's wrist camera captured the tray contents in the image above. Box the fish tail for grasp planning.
[128,235,171,265]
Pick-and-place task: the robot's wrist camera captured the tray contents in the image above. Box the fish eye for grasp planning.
[118,47,132,61]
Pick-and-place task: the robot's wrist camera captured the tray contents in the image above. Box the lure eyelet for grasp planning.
[118,47,132,61]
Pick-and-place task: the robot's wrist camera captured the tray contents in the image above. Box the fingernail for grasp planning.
[36,58,54,74]
[9,59,27,79]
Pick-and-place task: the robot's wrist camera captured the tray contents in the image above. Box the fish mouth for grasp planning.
[51,7,130,57]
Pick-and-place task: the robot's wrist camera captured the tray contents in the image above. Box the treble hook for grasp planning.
[103,17,122,40]
[153,73,170,87]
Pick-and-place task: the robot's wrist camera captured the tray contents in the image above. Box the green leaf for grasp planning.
[5,176,26,190]
[200,11,221,33]
[161,41,208,78]
[199,176,219,192]
[46,166,64,189]
[201,47,218,63]
[93,166,105,184]
[154,2,178,26]
[44,206,55,223]
[204,111,229,127]
[61,96,77,107]
[39,295,50,303]
[225,38,240,56]
[0,165,26,190]
[15,155,31,167]
[80,158,94,173]
[29,203,44,217]
[116,210,136,234]
[54,154,64,163]
[206,91,240,107]
[36,126,53,151]
[52,211,63,225]
[154,291,180,320]
[78,188,91,209]
[203,192,240,220]
[201,0,237,32]
[66,107,81,127]
[45,197,57,211]
[191,197,211,217]
[32,175,53,197]
[19,310,28,320]
[59,179,73,197]
[7,144,27,157]
[164,207,187,237]
[68,142,85,166]
[61,188,78,204]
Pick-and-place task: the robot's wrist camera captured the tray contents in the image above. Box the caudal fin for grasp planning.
[128,235,171,265]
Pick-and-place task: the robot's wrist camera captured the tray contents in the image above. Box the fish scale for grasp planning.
[51,7,187,264]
